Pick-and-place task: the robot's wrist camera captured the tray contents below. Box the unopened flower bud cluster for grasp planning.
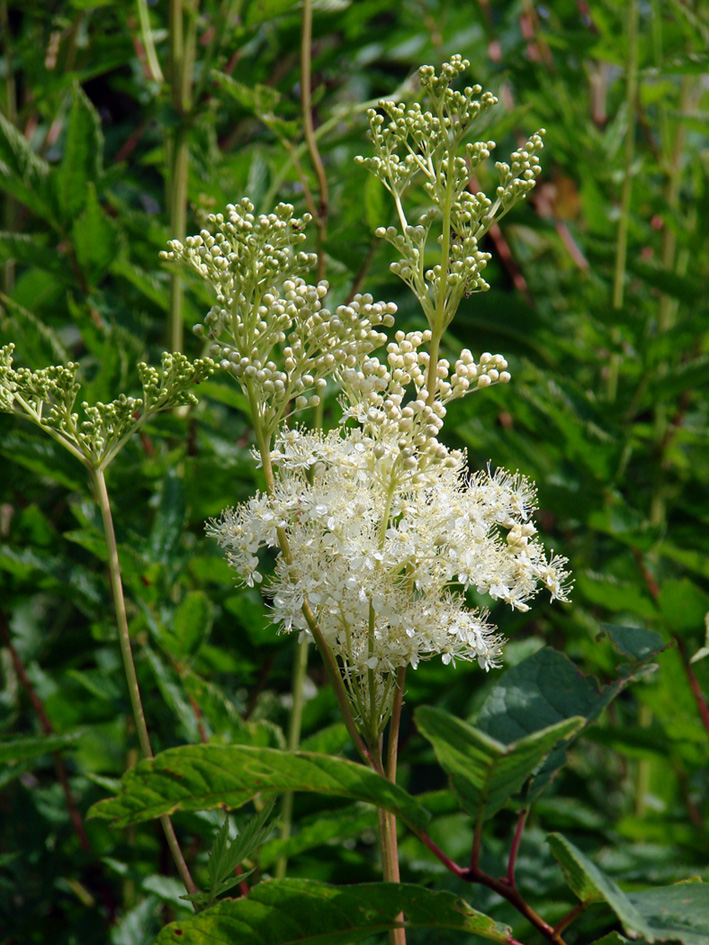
[337,328,510,485]
[355,55,545,329]
[0,344,214,469]
[163,200,397,437]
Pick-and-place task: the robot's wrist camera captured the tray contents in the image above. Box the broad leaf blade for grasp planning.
[547,833,655,940]
[155,880,512,944]
[415,705,583,819]
[476,636,666,797]
[89,744,430,830]
[628,882,709,945]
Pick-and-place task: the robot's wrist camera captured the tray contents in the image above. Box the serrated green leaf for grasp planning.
[54,82,104,222]
[628,882,709,945]
[72,183,122,284]
[0,731,82,763]
[475,645,658,797]
[156,880,512,944]
[547,833,688,945]
[415,705,583,820]
[89,744,431,830]
[165,591,212,659]
[0,113,55,222]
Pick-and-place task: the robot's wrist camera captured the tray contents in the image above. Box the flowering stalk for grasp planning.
[166,61,569,908]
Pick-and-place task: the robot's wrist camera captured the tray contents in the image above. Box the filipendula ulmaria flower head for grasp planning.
[206,57,568,738]
[209,330,570,736]
[161,199,397,441]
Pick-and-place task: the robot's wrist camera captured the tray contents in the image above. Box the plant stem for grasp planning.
[608,0,638,402]
[425,162,454,405]
[300,0,328,281]
[90,466,197,897]
[415,827,568,945]
[370,741,406,945]
[275,636,309,879]
[167,0,197,353]
[506,807,527,886]
[136,0,164,82]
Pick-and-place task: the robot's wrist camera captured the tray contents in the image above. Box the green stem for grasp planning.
[137,0,164,82]
[608,0,638,402]
[167,0,197,353]
[90,465,197,897]
[301,0,328,281]
[425,164,453,404]
[371,741,406,945]
[274,636,309,879]
[0,0,17,293]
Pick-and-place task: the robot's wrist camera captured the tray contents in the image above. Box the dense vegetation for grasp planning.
[1,2,708,944]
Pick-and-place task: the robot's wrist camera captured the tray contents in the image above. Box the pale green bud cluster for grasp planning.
[355,55,545,329]
[163,200,397,439]
[0,344,214,469]
[338,329,511,486]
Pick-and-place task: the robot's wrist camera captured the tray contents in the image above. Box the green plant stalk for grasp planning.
[301,0,328,282]
[167,0,197,353]
[0,0,17,294]
[137,0,164,82]
[608,0,638,402]
[425,162,454,404]
[90,465,197,897]
[274,635,308,879]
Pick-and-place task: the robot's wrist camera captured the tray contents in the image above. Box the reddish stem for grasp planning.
[506,808,528,887]
[414,827,567,945]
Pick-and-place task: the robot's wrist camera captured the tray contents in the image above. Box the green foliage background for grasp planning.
[0,1,708,943]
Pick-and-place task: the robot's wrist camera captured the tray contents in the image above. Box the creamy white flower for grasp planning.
[209,410,571,734]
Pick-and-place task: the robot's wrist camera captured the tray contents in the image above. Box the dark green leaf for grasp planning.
[72,183,122,284]
[0,113,55,222]
[165,591,212,659]
[415,705,583,819]
[475,645,660,797]
[54,82,104,222]
[156,880,512,944]
[89,744,431,830]
[599,624,669,662]
[657,580,709,635]
[547,834,709,943]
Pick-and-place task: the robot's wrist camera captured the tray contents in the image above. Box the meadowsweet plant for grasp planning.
[157,56,572,943]
[190,59,568,747]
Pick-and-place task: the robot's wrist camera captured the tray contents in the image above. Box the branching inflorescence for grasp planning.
[0,344,214,469]
[168,56,569,740]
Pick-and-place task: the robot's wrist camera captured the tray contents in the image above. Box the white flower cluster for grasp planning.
[209,337,570,733]
[162,200,397,437]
